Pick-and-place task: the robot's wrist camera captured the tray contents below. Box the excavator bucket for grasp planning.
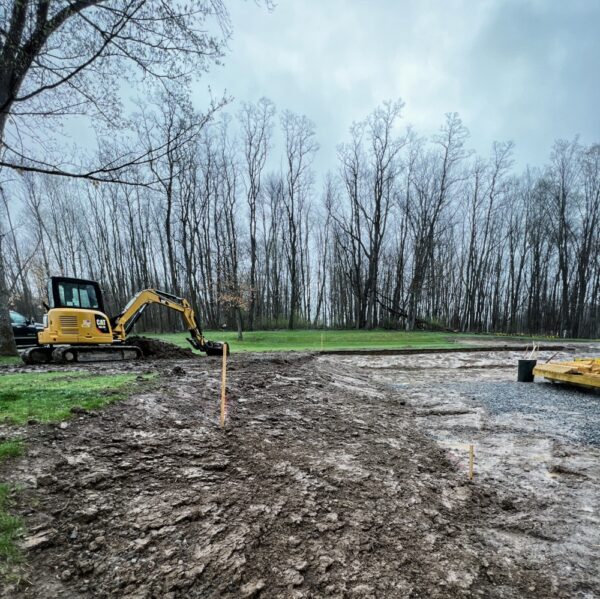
[187,337,230,356]
[204,341,230,357]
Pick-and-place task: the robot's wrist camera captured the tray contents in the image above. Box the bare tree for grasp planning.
[546,138,580,335]
[461,141,514,330]
[238,97,275,330]
[281,110,318,329]
[571,144,600,336]
[333,101,406,328]
[0,0,229,178]
[0,218,17,355]
[0,182,41,354]
[405,113,470,329]
[0,0,232,354]
[261,174,286,325]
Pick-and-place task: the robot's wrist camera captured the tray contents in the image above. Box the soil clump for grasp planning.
[127,335,195,360]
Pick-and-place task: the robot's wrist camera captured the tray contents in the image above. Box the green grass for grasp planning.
[0,372,153,425]
[0,484,21,568]
[0,441,23,463]
[0,357,21,366]
[149,329,470,353]
[0,371,157,579]
[147,328,594,354]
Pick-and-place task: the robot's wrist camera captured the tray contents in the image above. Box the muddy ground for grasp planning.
[1,350,599,598]
[337,350,600,599]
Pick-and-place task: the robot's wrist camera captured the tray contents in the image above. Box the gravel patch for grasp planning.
[425,378,600,446]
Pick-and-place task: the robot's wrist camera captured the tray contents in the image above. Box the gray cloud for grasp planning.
[197,0,600,177]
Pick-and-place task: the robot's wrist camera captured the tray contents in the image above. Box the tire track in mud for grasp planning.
[2,354,562,598]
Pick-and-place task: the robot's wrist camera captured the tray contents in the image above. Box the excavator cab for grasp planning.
[47,277,105,313]
[27,276,125,363]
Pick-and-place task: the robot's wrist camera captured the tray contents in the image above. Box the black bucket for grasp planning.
[517,359,537,382]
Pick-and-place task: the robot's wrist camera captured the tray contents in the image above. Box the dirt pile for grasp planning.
[127,335,195,359]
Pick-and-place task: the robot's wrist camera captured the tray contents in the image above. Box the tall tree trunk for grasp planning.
[0,233,18,356]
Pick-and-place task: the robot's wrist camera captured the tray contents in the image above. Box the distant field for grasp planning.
[146,329,567,354]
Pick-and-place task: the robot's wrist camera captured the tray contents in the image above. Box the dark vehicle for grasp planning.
[10,310,43,347]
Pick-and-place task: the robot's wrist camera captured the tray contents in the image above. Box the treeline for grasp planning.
[3,97,600,338]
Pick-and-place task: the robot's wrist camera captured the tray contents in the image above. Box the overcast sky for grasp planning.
[198,0,600,177]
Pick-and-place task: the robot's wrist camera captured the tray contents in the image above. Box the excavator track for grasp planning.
[20,346,53,364]
[22,345,142,365]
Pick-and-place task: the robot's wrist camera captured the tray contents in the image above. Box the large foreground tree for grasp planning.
[0,0,231,355]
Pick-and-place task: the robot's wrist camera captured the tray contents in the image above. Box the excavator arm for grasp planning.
[111,289,228,356]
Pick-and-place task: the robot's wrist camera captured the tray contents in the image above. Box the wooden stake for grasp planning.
[468,444,474,481]
[220,343,227,428]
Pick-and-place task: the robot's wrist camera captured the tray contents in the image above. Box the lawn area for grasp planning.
[0,441,23,463]
[146,330,542,352]
[0,357,22,366]
[149,329,473,353]
[147,329,587,354]
[0,371,154,425]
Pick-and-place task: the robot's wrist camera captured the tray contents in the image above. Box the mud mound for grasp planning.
[127,335,195,359]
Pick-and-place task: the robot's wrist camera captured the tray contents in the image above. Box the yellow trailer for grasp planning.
[533,358,600,389]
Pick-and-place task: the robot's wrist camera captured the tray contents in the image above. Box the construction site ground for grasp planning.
[1,347,599,598]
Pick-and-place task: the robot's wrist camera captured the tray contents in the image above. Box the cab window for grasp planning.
[10,310,27,325]
[57,282,100,310]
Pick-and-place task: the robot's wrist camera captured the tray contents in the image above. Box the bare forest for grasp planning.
[2,1,600,343]
[4,103,600,339]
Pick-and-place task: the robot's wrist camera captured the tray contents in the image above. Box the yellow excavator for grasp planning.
[22,276,227,364]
